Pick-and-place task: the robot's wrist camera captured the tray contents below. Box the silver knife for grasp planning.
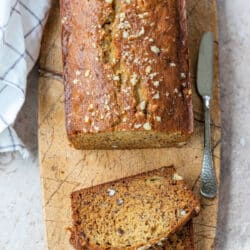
[197,32,217,198]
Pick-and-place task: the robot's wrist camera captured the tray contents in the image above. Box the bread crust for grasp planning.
[60,0,193,149]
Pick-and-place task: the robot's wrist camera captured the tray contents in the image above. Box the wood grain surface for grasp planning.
[38,1,220,249]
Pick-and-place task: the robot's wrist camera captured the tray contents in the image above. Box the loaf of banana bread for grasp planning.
[61,0,193,149]
[70,166,200,249]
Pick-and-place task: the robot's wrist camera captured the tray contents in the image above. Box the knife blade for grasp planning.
[197,32,217,198]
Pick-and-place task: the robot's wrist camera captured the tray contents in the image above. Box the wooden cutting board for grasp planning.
[38,1,220,249]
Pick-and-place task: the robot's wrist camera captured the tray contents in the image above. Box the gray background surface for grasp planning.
[0,0,250,249]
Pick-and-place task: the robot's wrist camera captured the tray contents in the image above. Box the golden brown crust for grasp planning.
[70,166,200,250]
[61,0,193,149]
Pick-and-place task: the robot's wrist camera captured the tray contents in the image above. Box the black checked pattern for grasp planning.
[0,0,50,156]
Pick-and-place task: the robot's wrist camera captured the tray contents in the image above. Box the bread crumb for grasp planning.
[117,198,124,205]
[116,228,125,236]
[107,188,116,197]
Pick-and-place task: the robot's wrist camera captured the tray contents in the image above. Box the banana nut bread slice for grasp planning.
[70,166,200,249]
[151,221,194,250]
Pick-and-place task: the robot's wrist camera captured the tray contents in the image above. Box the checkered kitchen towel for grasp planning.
[0,0,50,158]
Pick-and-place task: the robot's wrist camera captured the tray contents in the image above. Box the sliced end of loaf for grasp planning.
[70,166,200,250]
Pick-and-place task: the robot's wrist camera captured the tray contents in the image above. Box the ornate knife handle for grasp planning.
[200,96,217,198]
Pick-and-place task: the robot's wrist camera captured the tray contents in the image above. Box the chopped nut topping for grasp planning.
[73,79,79,85]
[166,91,170,97]
[123,30,129,38]
[134,124,142,129]
[85,70,90,77]
[151,45,160,54]
[75,70,81,76]
[145,66,152,74]
[130,73,138,86]
[84,116,90,123]
[149,38,154,42]
[93,126,99,132]
[122,117,127,122]
[125,0,131,3]
[124,106,131,111]
[139,101,146,110]
[143,122,152,130]
[61,16,68,24]
[153,81,160,87]
[138,27,145,36]
[113,75,120,81]
[107,188,116,196]
[138,12,149,19]
[88,104,94,111]
[173,88,179,93]
[173,173,183,181]
[181,72,186,78]
[182,82,187,87]
[152,92,160,99]
[105,0,113,3]
[120,13,126,21]
[149,72,158,79]
[155,116,161,122]
[170,62,176,67]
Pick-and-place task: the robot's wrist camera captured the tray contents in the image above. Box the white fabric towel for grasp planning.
[0,0,50,158]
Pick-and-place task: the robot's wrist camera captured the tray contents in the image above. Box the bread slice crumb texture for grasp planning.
[70,166,200,249]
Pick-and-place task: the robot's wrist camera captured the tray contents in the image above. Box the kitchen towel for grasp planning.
[0,0,50,158]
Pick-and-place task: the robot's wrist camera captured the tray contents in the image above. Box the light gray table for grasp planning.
[0,1,250,249]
